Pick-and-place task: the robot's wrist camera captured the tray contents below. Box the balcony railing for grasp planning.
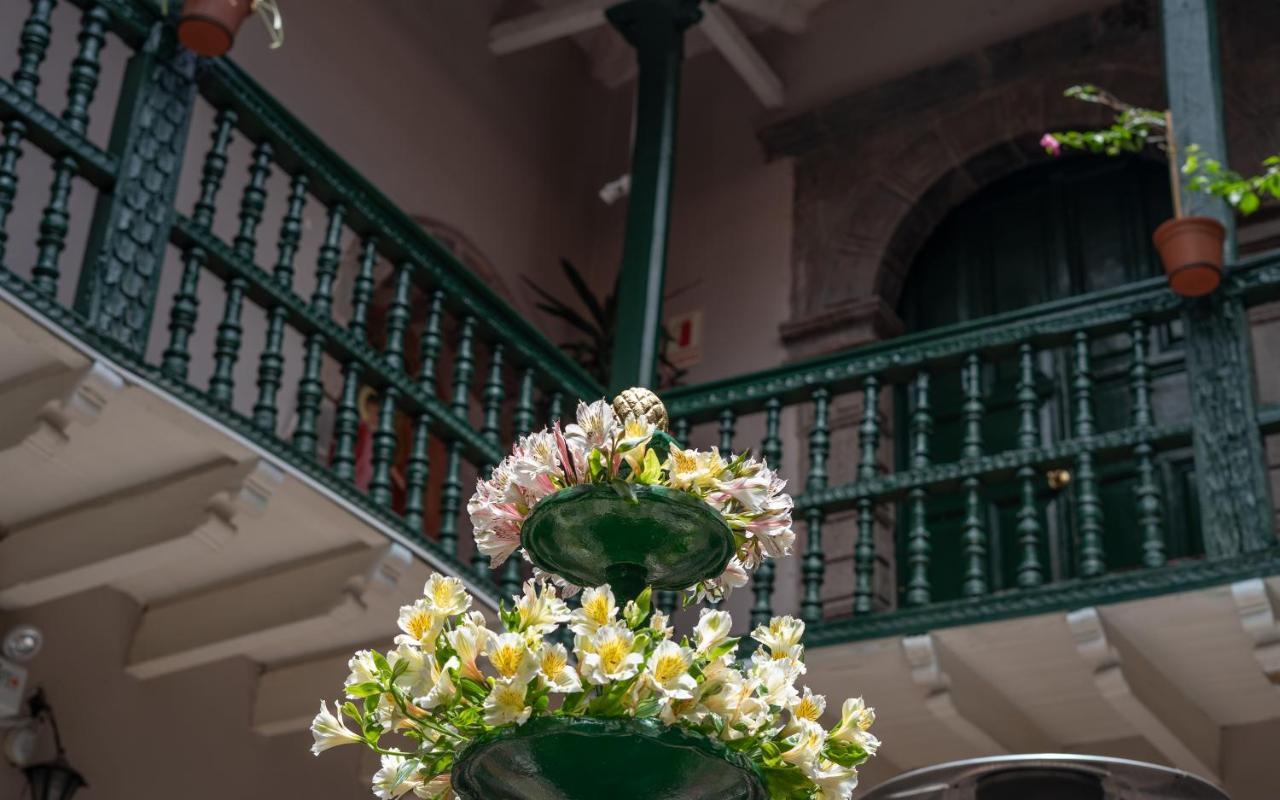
[1,0,1277,640]
[0,0,601,604]
[663,254,1280,644]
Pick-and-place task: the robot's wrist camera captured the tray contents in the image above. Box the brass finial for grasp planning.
[613,387,669,432]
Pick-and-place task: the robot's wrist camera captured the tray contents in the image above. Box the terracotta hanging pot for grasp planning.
[177,0,254,57]
[1152,216,1226,298]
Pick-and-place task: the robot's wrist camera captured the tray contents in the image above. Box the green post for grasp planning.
[74,22,196,354]
[1162,0,1275,555]
[605,0,702,394]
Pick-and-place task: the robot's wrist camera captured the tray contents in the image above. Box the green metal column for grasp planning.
[605,0,701,394]
[74,22,196,355]
[1161,0,1275,555]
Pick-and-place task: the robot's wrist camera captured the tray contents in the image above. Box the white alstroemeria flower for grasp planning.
[395,599,444,649]
[570,585,618,636]
[697,658,745,719]
[694,608,733,655]
[483,677,533,726]
[422,574,471,617]
[665,446,727,492]
[473,525,522,568]
[345,650,380,694]
[447,613,491,682]
[565,399,618,450]
[780,718,826,768]
[510,430,561,497]
[618,417,655,475]
[414,655,459,711]
[488,632,539,683]
[515,579,570,635]
[829,697,879,755]
[389,643,434,699]
[752,615,805,659]
[805,759,859,800]
[413,774,455,800]
[649,608,674,640]
[537,642,582,693]
[753,659,802,708]
[579,623,643,685]
[644,640,697,700]
[372,754,423,800]
[786,688,826,735]
[310,701,363,755]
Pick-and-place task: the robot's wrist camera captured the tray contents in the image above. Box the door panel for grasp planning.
[895,155,1197,604]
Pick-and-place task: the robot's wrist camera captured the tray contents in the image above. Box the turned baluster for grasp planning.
[751,396,783,628]
[801,387,830,624]
[1130,320,1165,568]
[252,173,309,432]
[369,264,412,507]
[481,343,505,447]
[438,315,476,556]
[961,353,988,597]
[905,371,933,607]
[513,367,537,438]
[32,4,108,295]
[1073,331,1106,577]
[162,109,236,381]
[718,408,735,452]
[209,140,272,406]
[0,0,56,258]
[402,288,445,532]
[854,376,881,614]
[331,238,379,481]
[1015,343,1045,588]
[293,203,345,458]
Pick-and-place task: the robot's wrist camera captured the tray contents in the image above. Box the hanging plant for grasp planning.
[1042,85,1280,297]
[310,575,880,800]
[172,0,283,57]
[469,391,794,603]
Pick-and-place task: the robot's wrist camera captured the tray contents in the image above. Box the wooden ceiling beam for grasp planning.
[489,0,614,56]
[699,3,785,108]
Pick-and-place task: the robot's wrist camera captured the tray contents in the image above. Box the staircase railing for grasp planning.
[662,254,1280,645]
[0,0,602,602]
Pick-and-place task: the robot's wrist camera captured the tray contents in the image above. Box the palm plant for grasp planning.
[523,259,690,389]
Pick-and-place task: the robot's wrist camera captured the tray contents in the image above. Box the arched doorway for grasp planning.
[895,155,1201,603]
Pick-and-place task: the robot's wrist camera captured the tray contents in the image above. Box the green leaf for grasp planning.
[634,697,662,718]
[707,638,741,662]
[1238,191,1261,215]
[638,448,663,484]
[610,479,638,503]
[761,765,812,800]
[559,691,587,715]
[458,677,489,703]
[588,449,608,481]
[370,650,391,680]
[823,738,869,768]
[346,681,384,698]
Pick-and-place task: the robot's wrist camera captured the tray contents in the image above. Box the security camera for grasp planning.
[3,626,42,663]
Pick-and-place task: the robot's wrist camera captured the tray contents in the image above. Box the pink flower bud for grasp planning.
[1040,133,1062,156]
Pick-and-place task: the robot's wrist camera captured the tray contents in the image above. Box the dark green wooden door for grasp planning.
[896,156,1201,603]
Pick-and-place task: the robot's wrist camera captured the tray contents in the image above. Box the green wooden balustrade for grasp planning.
[0,0,599,605]
[0,0,1278,642]
[663,253,1280,644]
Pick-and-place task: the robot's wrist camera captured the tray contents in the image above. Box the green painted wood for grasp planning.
[905,371,932,606]
[160,109,234,381]
[751,396,782,628]
[673,416,690,443]
[33,4,108,295]
[604,0,701,393]
[402,408,431,532]
[1182,295,1274,555]
[547,391,564,425]
[1129,320,1166,568]
[368,386,399,507]
[74,20,196,352]
[0,0,56,261]
[348,237,378,343]
[481,342,505,446]
[418,288,444,395]
[718,407,734,452]
[1072,331,1106,577]
[960,354,988,597]
[330,360,362,481]
[293,203,345,458]
[501,557,523,599]
[452,314,476,418]
[252,173,308,432]
[801,387,830,623]
[1014,343,1045,587]
[438,440,464,555]
[1161,0,1232,239]
[370,264,413,505]
[854,376,880,614]
[209,140,272,406]
[513,366,536,437]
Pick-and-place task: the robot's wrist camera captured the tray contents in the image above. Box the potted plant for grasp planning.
[173,0,283,57]
[1042,85,1280,297]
